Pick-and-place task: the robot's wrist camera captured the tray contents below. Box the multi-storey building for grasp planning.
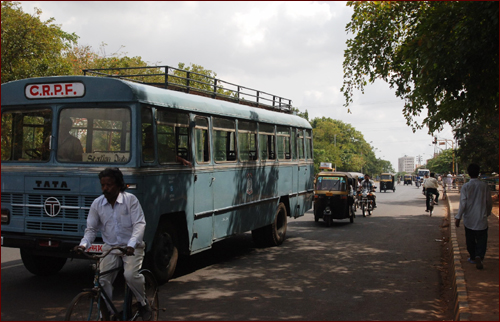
[398,155,415,173]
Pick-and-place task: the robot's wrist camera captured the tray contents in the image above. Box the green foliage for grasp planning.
[292,108,309,121]
[426,149,455,174]
[171,63,234,97]
[1,1,78,83]
[343,1,498,133]
[342,1,498,173]
[455,115,499,173]
[311,117,394,175]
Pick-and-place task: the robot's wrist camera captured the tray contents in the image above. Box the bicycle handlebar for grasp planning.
[73,246,129,259]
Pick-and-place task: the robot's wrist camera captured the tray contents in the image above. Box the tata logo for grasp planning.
[34,180,70,191]
[44,197,61,217]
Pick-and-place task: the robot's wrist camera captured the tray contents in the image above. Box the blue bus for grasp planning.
[1,67,314,284]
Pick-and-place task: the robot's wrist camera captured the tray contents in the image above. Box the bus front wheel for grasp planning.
[146,223,178,285]
[20,249,67,276]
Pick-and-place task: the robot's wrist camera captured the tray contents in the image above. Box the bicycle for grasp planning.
[426,191,435,217]
[65,246,159,321]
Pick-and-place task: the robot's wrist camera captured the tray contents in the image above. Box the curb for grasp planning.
[447,194,471,321]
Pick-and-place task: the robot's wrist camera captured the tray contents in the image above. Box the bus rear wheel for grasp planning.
[252,202,287,247]
[20,249,67,276]
[145,223,178,285]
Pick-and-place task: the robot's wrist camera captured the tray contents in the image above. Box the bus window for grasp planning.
[291,128,297,160]
[259,123,276,160]
[60,108,131,163]
[142,106,154,163]
[195,117,210,163]
[298,129,305,159]
[238,120,257,161]
[213,117,236,162]
[305,129,313,159]
[1,109,52,161]
[157,109,190,164]
[277,126,291,160]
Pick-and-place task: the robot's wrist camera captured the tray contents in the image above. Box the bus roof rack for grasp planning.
[83,66,293,114]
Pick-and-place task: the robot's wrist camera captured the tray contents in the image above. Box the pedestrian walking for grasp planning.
[455,164,493,270]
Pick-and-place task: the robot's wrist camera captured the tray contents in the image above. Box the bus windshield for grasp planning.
[1,107,131,163]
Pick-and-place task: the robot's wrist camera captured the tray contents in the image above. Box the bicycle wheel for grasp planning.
[65,291,110,321]
[130,269,160,321]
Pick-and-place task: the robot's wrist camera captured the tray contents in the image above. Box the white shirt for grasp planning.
[424,177,439,189]
[455,178,493,230]
[80,191,146,249]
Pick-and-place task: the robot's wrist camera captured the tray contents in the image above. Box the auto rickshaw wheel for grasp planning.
[313,207,320,222]
[349,206,354,223]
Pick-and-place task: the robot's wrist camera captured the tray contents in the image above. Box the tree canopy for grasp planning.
[311,117,394,175]
[342,1,498,171]
[1,1,78,83]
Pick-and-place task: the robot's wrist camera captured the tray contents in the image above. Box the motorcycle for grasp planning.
[360,188,375,217]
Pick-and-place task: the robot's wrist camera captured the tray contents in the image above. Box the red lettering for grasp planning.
[54,84,63,95]
[65,84,73,95]
[42,85,50,96]
[29,85,39,96]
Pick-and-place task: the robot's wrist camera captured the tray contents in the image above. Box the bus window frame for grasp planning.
[213,117,237,163]
[276,125,291,161]
[1,107,53,162]
[58,106,132,164]
[259,123,276,161]
[156,107,191,165]
[298,129,305,160]
[237,120,258,162]
[194,116,211,164]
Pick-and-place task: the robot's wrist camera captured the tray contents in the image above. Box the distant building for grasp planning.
[398,155,415,173]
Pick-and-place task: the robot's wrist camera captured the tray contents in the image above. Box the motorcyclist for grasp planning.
[361,174,377,208]
[424,172,440,212]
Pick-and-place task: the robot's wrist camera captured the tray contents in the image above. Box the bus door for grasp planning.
[289,127,300,218]
[297,129,312,216]
[192,116,214,252]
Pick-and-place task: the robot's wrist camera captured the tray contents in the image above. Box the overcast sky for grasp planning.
[19,1,454,171]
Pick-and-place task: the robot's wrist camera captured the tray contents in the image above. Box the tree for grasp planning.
[426,149,456,174]
[342,1,498,170]
[1,1,78,83]
[65,43,158,76]
[311,117,392,175]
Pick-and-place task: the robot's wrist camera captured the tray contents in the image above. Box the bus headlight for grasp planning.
[1,209,10,224]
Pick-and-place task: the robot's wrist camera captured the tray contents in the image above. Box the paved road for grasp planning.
[1,184,453,321]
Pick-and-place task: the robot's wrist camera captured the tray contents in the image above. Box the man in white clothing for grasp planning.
[455,163,493,270]
[74,167,151,320]
[423,172,439,211]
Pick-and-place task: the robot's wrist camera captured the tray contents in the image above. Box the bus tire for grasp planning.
[20,249,67,276]
[146,223,178,285]
[252,202,287,247]
[267,202,288,246]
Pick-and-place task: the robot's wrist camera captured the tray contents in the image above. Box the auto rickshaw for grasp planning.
[404,174,412,185]
[314,171,356,226]
[379,173,396,192]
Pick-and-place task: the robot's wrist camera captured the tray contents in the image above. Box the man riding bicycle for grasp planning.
[424,172,440,212]
[74,167,152,320]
